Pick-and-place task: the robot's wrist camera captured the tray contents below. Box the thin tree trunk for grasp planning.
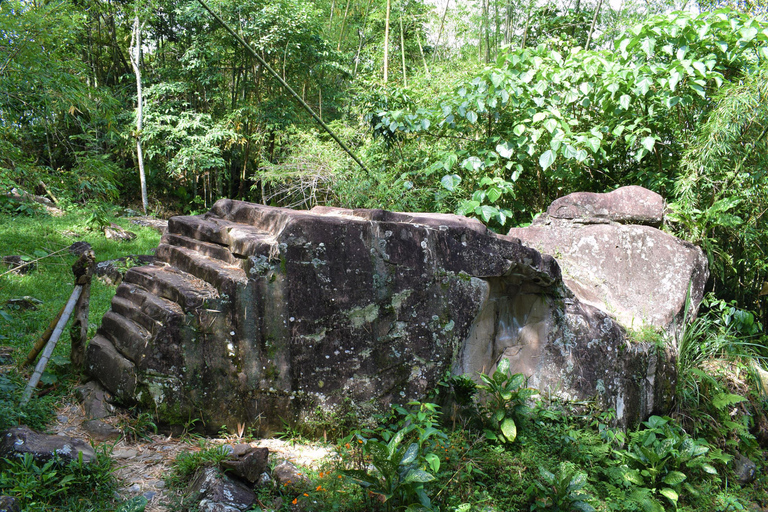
[129,14,148,213]
[337,0,352,51]
[433,0,450,60]
[399,7,407,87]
[384,0,391,83]
[585,0,604,50]
[417,32,430,78]
[484,0,491,63]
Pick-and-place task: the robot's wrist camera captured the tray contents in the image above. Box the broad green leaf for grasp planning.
[500,417,517,443]
[659,488,679,504]
[641,136,655,152]
[543,118,558,133]
[420,118,431,130]
[425,453,440,473]
[496,143,515,159]
[740,26,758,42]
[637,77,652,95]
[441,174,461,192]
[532,112,547,123]
[641,37,656,57]
[404,469,436,484]
[513,124,526,136]
[466,111,478,124]
[692,61,707,76]
[401,443,419,465]
[620,94,631,110]
[497,358,510,374]
[477,205,497,223]
[662,471,687,485]
[486,187,502,203]
[701,464,718,475]
[539,149,556,170]
[670,69,681,91]
[490,72,503,88]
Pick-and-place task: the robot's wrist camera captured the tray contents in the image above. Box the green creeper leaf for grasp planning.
[539,149,556,170]
[740,26,758,42]
[513,124,526,136]
[441,174,461,192]
[670,69,681,91]
[620,94,631,110]
[543,118,558,133]
[637,77,652,95]
[692,61,707,76]
[496,143,515,159]
[500,417,517,443]
[490,72,503,88]
[420,118,431,130]
[477,205,497,223]
[641,37,655,57]
[486,187,502,203]
[466,111,478,124]
[641,136,655,152]
[532,112,547,123]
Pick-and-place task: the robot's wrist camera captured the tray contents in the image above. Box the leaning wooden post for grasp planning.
[69,250,95,374]
[21,285,83,404]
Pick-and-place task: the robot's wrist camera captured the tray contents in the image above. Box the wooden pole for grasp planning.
[70,251,95,374]
[20,302,67,368]
[21,286,83,404]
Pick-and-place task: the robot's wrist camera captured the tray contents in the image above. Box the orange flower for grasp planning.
[345,443,351,449]
[316,485,323,491]
[303,493,309,497]
[292,498,298,505]
[358,439,363,444]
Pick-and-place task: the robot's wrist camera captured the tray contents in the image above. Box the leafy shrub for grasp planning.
[529,462,596,512]
[0,447,121,511]
[342,402,447,511]
[476,358,537,444]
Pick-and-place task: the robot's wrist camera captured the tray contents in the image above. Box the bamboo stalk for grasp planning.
[21,285,83,404]
[20,302,67,368]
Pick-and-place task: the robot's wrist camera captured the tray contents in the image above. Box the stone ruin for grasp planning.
[85,186,708,433]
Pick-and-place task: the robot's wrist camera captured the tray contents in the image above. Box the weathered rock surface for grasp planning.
[0,496,20,512]
[186,467,257,512]
[220,446,269,484]
[86,193,702,431]
[508,186,708,332]
[0,426,96,463]
[546,185,665,227]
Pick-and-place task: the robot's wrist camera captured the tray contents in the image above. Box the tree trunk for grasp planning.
[434,0,450,60]
[337,0,352,51]
[129,14,148,214]
[585,0,604,50]
[399,7,407,87]
[384,0,391,83]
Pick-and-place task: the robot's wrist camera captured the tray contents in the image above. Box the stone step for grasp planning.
[162,233,238,265]
[167,215,276,258]
[123,264,219,311]
[115,283,184,325]
[84,335,137,401]
[154,244,247,297]
[98,311,151,365]
[110,295,158,335]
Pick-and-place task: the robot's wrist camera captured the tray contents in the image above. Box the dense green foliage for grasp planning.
[1,1,768,509]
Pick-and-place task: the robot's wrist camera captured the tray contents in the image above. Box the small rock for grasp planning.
[0,495,20,512]
[127,484,142,493]
[0,426,95,464]
[258,472,271,487]
[187,467,257,511]
[154,480,165,489]
[75,381,115,420]
[104,225,137,242]
[734,453,757,484]
[82,419,121,442]
[271,460,310,492]
[220,446,269,484]
[69,242,92,257]
[2,256,35,274]
[4,296,42,310]
[57,415,69,424]
[232,443,251,457]
[113,448,139,459]
[142,491,156,501]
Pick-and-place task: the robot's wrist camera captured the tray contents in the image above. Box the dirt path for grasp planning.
[51,401,332,511]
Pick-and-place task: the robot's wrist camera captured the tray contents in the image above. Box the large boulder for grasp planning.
[508,186,708,333]
[85,195,698,431]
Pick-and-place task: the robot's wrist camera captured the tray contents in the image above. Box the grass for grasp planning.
[0,206,162,367]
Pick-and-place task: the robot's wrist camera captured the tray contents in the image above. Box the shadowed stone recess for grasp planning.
[86,195,703,432]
